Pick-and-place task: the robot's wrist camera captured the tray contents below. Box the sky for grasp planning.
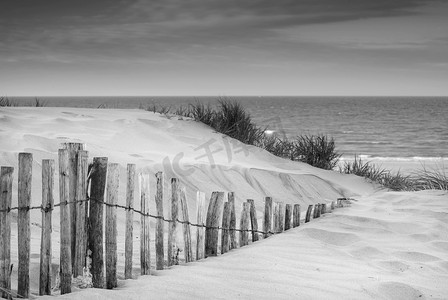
[1,0,448,96]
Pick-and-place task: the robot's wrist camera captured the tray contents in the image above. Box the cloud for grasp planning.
[1,0,437,52]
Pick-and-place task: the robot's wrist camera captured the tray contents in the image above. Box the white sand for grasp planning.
[1,107,447,299]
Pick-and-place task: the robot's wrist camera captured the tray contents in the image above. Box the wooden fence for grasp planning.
[0,144,349,298]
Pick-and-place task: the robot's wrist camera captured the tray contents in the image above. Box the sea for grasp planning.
[8,96,448,172]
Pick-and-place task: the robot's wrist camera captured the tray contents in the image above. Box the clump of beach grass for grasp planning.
[185,98,341,170]
[412,164,448,191]
[257,135,292,158]
[187,99,265,145]
[212,99,266,145]
[289,135,341,170]
[188,102,215,125]
[146,103,172,114]
[0,96,16,107]
[341,156,448,191]
[34,97,48,107]
[1,96,47,107]
[339,155,387,181]
[379,171,415,191]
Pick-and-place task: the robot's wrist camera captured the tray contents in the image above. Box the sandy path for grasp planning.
[40,190,448,300]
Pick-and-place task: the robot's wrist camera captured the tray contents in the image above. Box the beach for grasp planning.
[0,106,447,299]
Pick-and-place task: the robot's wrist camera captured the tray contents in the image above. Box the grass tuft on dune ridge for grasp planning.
[1,96,47,107]
[413,164,448,191]
[341,156,448,191]
[186,99,341,170]
[0,96,16,107]
[145,98,341,170]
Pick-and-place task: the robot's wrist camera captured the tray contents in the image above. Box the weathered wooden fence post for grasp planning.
[74,150,88,278]
[18,153,32,298]
[228,192,237,250]
[293,204,301,228]
[59,149,72,294]
[154,171,164,270]
[313,203,319,219]
[63,142,84,270]
[125,164,135,278]
[305,204,313,223]
[40,160,53,296]
[180,187,192,263]
[0,166,13,299]
[105,163,119,289]
[273,202,280,233]
[168,178,180,266]
[89,157,108,288]
[279,203,284,232]
[221,202,231,254]
[263,197,273,238]
[239,203,250,247]
[139,174,150,275]
[284,204,292,231]
[247,199,258,242]
[196,191,205,260]
[205,192,224,257]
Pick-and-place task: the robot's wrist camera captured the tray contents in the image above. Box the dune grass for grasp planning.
[180,99,341,170]
[257,135,292,158]
[290,135,341,170]
[339,155,387,181]
[173,98,448,191]
[144,98,341,169]
[210,100,266,145]
[341,156,448,191]
[379,171,415,191]
[412,165,448,191]
[188,102,215,125]
[34,97,47,107]
[0,96,16,106]
[1,96,47,107]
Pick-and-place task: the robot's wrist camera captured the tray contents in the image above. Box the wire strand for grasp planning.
[0,196,340,236]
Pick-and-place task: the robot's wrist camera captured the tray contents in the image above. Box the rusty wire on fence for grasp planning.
[0,196,284,235]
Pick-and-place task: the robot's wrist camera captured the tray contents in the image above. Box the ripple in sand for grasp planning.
[409,233,432,242]
[436,261,448,272]
[369,207,387,213]
[392,198,419,206]
[392,251,441,262]
[393,208,419,213]
[374,281,425,300]
[23,134,60,152]
[302,228,360,246]
[337,215,424,235]
[376,260,410,272]
[138,118,172,128]
[431,241,448,251]
[338,215,387,227]
[62,111,94,118]
[350,246,385,259]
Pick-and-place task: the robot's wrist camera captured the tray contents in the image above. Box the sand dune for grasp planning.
[1,107,447,299]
